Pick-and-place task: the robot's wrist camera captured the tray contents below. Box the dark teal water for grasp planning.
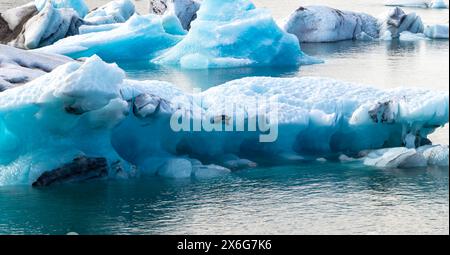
[0,163,448,235]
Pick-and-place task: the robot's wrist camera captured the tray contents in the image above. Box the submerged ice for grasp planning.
[0,56,448,186]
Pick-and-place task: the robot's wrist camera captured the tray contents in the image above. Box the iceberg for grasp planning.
[283,6,380,43]
[34,0,90,18]
[0,56,448,185]
[379,7,424,38]
[362,145,449,168]
[153,0,317,69]
[1,2,83,49]
[83,0,135,25]
[0,44,72,91]
[34,14,183,61]
[430,0,449,8]
[424,24,449,39]
[385,0,431,8]
[149,0,201,30]
[385,0,449,8]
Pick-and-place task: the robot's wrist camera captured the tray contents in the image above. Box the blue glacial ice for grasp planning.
[0,56,448,185]
[83,0,135,25]
[35,0,89,18]
[424,24,449,39]
[34,14,183,61]
[153,0,319,69]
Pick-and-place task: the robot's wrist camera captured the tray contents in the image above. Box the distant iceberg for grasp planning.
[284,5,448,42]
[385,0,448,9]
[0,56,448,185]
[0,2,83,49]
[35,0,89,18]
[83,0,135,25]
[34,14,183,61]
[283,6,380,43]
[153,0,318,69]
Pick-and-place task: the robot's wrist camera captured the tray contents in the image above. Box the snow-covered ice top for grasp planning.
[84,0,135,25]
[153,0,315,69]
[35,14,183,61]
[0,56,448,185]
[35,0,89,18]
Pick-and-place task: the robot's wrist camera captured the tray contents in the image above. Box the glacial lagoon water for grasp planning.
[0,0,449,235]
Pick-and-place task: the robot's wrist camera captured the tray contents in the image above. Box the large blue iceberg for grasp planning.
[153,0,318,69]
[0,56,448,185]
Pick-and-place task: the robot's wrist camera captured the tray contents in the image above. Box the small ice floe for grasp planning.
[363,145,449,168]
[283,6,380,42]
[384,0,448,9]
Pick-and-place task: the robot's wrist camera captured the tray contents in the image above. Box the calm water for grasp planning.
[0,163,448,235]
[0,0,449,235]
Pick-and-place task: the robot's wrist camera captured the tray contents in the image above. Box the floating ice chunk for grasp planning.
[191,160,231,178]
[385,0,431,8]
[84,0,135,25]
[0,57,448,185]
[1,2,83,49]
[418,145,449,166]
[399,31,429,41]
[157,158,192,178]
[424,24,449,39]
[283,6,379,43]
[153,0,315,69]
[218,154,257,170]
[149,0,200,30]
[379,7,424,39]
[35,14,183,61]
[430,0,449,8]
[0,44,72,91]
[35,0,89,18]
[363,145,448,168]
